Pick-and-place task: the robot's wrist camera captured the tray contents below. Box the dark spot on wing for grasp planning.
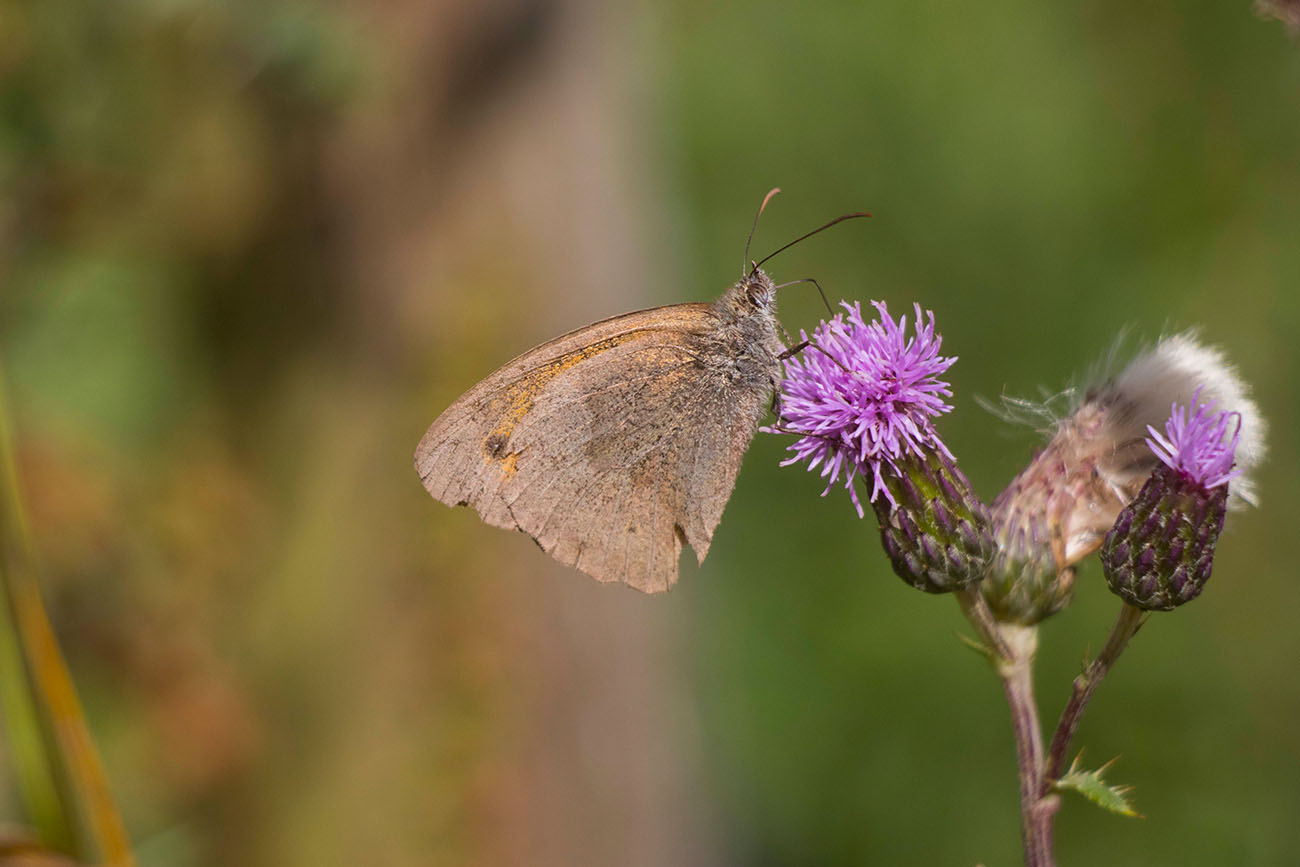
[484,433,509,457]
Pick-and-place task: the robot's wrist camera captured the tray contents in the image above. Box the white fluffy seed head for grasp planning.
[986,331,1266,623]
[1099,332,1266,509]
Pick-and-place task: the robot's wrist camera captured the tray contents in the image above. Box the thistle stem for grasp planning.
[954,586,1011,661]
[957,592,1056,865]
[1042,603,1146,788]
[995,624,1056,867]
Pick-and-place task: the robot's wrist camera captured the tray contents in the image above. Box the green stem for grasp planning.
[955,585,1012,661]
[995,624,1056,867]
[956,588,1056,864]
[0,385,79,854]
[1042,603,1146,789]
[0,568,77,853]
[0,368,134,864]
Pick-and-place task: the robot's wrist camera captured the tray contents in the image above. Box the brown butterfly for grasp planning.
[415,192,867,592]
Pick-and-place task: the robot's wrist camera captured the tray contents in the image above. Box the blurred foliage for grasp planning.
[0,0,1298,864]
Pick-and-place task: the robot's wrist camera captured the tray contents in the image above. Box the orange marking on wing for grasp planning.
[480,330,647,461]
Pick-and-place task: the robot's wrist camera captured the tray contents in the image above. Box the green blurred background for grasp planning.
[1,0,1297,864]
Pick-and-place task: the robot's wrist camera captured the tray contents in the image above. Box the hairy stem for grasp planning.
[1042,603,1146,787]
[955,585,1012,661]
[996,624,1056,867]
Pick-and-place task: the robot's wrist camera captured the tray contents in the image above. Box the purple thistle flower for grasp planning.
[1145,389,1242,491]
[1103,388,1242,611]
[771,300,956,516]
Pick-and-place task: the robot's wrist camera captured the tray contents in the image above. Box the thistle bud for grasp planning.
[768,300,992,591]
[1257,0,1300,36]
[1101,394,1239,610]
[986,334,1265,624]
[871,450,996,593]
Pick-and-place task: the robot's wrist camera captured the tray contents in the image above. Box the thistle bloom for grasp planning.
[1101,394,1243,611]
[1145,390,1241,490]
[772,301,993,594]
[773,300,956,517]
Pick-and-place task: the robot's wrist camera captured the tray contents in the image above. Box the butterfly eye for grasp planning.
[748,285,775,309]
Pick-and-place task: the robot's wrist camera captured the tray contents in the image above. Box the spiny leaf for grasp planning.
[1053,754,1141,818]
[955,630,998,664]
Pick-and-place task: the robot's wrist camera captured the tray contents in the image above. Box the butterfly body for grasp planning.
[415,269,784,592]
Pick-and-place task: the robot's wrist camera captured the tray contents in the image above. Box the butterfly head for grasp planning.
[715,268,779,326]
[742,268,778,310]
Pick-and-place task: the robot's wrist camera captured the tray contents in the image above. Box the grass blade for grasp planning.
[0,368,134,865]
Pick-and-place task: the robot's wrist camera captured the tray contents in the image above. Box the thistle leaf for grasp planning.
[1054,754,1141,818]
[955,630,998,664]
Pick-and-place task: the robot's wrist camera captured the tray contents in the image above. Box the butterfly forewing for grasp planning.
[415,300,774,592]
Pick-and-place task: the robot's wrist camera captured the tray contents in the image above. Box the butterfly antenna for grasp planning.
[751,212,871,274]
[742,187,782,277]
[774,277,834,315]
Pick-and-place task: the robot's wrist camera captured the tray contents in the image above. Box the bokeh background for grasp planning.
[2,0,1298,864]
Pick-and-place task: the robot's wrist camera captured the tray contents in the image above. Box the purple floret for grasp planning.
[769,300,956,516]
[1145,390,1241,490]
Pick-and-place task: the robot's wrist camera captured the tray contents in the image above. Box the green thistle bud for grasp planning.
[983,548,1076,626]
[1101,466,1227,610]
[871,451,996,594]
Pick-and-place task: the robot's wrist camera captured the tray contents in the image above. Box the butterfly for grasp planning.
[415,191,867,591]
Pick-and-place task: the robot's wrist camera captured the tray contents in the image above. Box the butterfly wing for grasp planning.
[415,303,773,592]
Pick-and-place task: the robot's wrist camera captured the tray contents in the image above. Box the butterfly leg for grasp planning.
[768,383,784,419]
[766,421,841,440]
[768,345,802,419]
[778,340,811,361]
[769,341,854,423]
[778,340,855,377]
[772,277,834,315]
[770,341,809,418]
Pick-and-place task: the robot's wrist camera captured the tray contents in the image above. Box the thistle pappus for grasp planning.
[985,333,1266,623]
